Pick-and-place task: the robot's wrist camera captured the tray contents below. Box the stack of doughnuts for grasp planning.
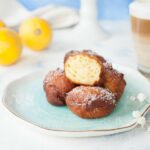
[43,50,126,119]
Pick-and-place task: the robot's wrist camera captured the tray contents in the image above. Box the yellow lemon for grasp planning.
[0,28,22,65]
[0,20,5,28]
[19,17,52,51]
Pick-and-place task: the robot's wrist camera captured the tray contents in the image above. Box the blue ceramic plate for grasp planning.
[2,64,150,137]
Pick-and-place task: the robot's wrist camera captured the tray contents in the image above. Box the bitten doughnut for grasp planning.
[103,62,126,100]
[64,50,106,86]
[66,86,116,119]
[43,68,76,106]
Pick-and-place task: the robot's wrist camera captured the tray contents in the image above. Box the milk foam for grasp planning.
[130,1,150,19]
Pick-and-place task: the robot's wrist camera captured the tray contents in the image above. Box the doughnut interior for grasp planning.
[65,54,102,85]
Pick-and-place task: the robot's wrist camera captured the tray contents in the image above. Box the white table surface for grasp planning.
[0,21,150,150]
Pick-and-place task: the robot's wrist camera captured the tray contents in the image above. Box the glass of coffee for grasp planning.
[129,1,150,75]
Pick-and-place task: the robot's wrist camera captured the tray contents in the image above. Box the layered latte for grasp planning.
[130,1,150,73]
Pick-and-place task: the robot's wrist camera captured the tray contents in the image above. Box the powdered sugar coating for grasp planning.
[103,62,126,100]
[43,68,64,84]
[43,68,76,106]
[66,86,117,118]
[103,62,112,69]
[67,86,116,106]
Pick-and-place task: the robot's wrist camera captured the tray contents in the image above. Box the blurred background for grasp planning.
[0,0,134,26]
[0,0,138,80]
[18,0,132,20]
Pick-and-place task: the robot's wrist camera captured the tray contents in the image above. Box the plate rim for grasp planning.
[2,65,150,137]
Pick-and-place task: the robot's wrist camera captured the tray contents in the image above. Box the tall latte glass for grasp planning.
[130,1,150,74]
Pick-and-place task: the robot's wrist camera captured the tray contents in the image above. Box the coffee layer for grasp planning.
[131,16,150,36]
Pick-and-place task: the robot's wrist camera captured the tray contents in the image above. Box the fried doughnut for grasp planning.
[103,62,126,100]
[64,50,106,86]
[43,68,76,106]
[66,86,116,119]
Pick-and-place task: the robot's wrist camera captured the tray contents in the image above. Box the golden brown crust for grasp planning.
[43,68,76,106]
[66,86,116,119]
[64,50,106,64]
[64,50,106,86]
[102,62,126,100]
